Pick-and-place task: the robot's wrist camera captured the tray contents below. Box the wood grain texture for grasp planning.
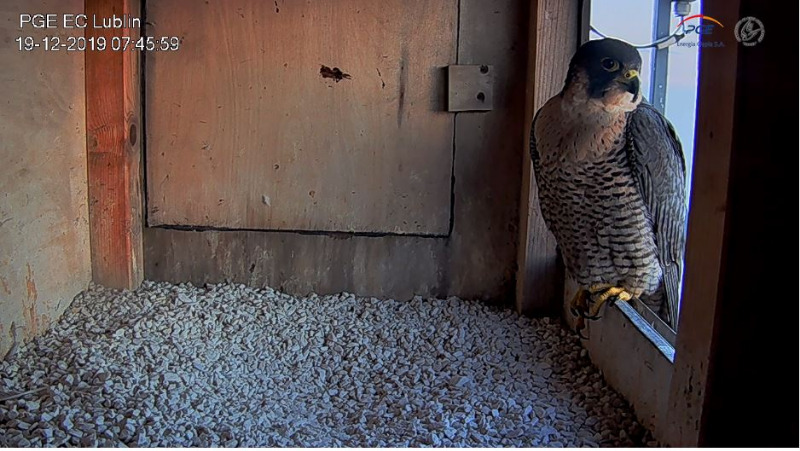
[145,0,528,303]
[0,0,91,356]
[515,0,579,315]
[145,0,457,235]
[85,0,144,289]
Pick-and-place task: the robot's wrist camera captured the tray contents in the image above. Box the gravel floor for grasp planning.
[0,281,654,447]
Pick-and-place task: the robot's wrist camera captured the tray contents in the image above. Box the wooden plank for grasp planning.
[578,0,591,45]
[662,0,741,445]
[144,0,529,303]
[85,0,144,289]
[566,278,674,436]
[451,0,530,297]
[145,0,457,235]
[0,0,91,357]
[516,0,579,315]
[145,228,451,299]
[697,2,796,445]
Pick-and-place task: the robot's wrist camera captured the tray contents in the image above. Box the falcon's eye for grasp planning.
[600,58,620,72]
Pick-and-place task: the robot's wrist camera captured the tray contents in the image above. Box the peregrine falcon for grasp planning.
[530,38,687,332]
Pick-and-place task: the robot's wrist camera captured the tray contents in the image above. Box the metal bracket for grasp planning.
[447,65,493,112]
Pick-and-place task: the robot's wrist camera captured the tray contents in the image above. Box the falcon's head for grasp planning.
[563,38,643,112]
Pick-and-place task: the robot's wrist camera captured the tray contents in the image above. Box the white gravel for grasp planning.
[0,281,654,447]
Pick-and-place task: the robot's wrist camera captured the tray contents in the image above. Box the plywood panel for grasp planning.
[146,0,457,235]
[0,0,91,357]
[145,0,529,302]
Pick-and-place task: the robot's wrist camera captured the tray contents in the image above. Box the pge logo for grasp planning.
[676,14,724,35]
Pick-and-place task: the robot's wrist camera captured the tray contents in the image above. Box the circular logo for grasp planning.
[734,16,765,46]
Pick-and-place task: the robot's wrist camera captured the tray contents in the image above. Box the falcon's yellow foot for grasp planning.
[570,285,633,339]
[587,286,633,319]
[573,284,613,320]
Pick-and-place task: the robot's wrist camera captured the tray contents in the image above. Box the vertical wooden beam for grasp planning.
[663,0,740,445]
[85,0,144,289]
[578,0,591,45]
[697,1,796,445]
[516,0,580,315]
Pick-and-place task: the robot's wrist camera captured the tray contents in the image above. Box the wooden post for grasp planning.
[690,1,796,445]
[516,0,580,315]
[85,0,144,289]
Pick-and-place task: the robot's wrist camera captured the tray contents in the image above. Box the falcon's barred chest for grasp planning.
[530,38,686,327]
[533,95,661,298]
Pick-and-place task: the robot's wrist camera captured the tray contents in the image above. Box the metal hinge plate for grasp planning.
[447,65,493,112]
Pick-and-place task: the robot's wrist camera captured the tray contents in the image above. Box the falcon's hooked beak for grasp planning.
[619,69,640,98]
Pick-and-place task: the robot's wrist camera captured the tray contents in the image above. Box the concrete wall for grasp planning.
[0,0,91,356]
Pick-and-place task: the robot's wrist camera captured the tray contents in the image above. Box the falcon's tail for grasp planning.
[660,261,681,328]
[640,262,681,328]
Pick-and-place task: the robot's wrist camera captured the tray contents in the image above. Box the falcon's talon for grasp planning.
[569,289,589,310]
[568,289,591,319]
[575,317,588,340]
[575,308,598,320]
[587,286,633,318]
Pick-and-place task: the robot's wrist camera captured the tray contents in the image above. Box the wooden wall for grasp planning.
[693,0,797,445]
[659,2,742,444]
[0,0,91,357]
[146,0,457,235]
[145,0,530,303]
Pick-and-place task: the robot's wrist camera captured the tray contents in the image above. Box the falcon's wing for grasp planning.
[529,110,553,229]
[529,111,542,181]
[625,102,688,327]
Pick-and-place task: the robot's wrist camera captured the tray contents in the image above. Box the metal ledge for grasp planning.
[616,300,676,363]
